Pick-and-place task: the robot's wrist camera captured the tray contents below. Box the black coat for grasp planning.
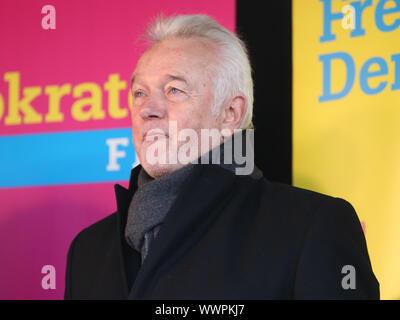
[64,164,379,299]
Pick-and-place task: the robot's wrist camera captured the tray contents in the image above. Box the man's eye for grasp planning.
[170,87,182,94]
[134,91,144,97]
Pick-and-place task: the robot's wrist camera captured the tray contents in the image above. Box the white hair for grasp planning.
[143,14,254,129]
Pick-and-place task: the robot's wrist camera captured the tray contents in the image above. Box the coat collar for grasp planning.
[113,160,264,299]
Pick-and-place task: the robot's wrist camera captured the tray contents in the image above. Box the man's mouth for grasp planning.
[144,130,169,142]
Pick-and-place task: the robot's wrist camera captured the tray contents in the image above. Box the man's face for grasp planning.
[131,37,224,178]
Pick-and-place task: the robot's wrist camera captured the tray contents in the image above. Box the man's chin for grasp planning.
[141,162,187,179]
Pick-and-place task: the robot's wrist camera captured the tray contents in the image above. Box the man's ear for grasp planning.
[221,95,247,130]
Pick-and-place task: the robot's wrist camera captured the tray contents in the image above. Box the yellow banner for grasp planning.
[293,0,400,299]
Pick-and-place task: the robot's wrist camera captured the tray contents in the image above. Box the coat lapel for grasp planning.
[128,164,237,299]
[113,165,142,297]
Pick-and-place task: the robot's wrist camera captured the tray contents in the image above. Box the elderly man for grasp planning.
[64,14,379,299]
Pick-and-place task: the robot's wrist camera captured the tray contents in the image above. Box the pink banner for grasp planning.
[0,0,235,299]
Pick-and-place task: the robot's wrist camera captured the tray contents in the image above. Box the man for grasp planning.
[64,14,379,299]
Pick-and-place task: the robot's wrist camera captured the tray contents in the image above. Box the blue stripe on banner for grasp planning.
[0,128,137,188]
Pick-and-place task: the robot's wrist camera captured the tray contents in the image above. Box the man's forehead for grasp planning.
[131,73,189,88]
[131,38,215,84]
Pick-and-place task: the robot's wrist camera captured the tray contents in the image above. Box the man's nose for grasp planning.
[139,94,167,120]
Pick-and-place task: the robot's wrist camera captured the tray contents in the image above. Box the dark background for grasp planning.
[236,0,292,185]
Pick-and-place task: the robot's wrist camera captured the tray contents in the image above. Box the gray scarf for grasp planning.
[125,163,195,263]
